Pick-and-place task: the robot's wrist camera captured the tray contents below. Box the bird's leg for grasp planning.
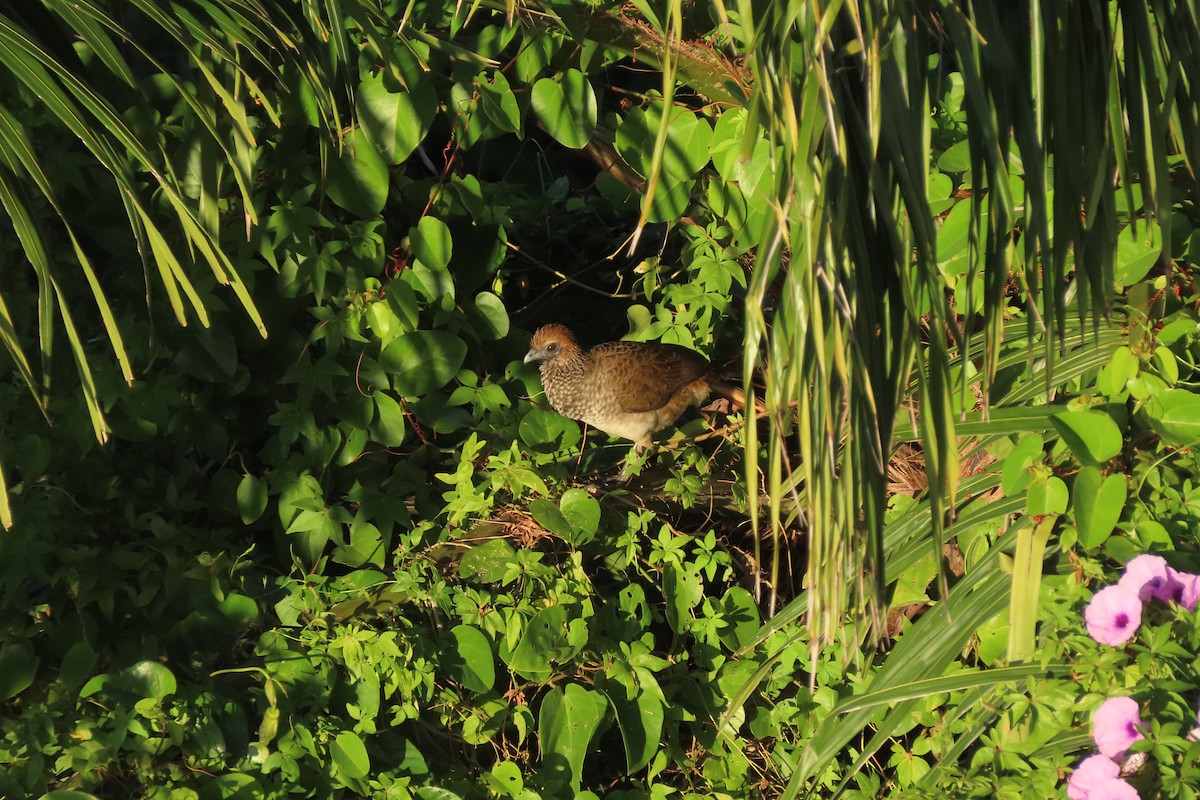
[573,421,591,482]
[617,438,654,482]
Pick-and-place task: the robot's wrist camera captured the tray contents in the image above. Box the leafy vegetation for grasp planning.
[1,1,1200,799]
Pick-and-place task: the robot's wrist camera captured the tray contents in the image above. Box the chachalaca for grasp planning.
[523,324,748,460]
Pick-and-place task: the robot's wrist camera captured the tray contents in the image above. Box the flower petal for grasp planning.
[1067,754,1121,800]
[1084,585,1143,646]
[1093,696,1145,760]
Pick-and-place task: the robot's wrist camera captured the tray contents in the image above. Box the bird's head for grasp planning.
[524,324,580,366]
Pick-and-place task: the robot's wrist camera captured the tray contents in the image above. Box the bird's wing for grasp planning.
[589,342,711,413]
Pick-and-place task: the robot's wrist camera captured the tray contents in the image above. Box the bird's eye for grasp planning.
[547,343,559,351]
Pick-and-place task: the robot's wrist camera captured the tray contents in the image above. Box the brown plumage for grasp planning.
[523,323,727,451]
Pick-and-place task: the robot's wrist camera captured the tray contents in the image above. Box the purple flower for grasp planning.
[1084,585,1143,645]
[1087,778,1139,800]
[1067,754,1120,800]
[1118,554,1174,602]
[1093,696,1145,760]
[1168,568,1200,611]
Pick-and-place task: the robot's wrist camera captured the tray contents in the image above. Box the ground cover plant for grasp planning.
[1,1,1200,799]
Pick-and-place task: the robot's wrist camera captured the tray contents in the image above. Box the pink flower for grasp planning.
[1168,568,1200,611]
[1087,778,1139,800]
[1084,585,1142,645]
[1093,696,1145,760]
[1118,554,1175,602]
[1067,754,1120,800]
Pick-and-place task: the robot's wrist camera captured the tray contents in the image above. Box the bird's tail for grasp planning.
[709,380,768,415]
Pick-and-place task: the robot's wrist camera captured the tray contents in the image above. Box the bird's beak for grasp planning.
[523,348,540,364]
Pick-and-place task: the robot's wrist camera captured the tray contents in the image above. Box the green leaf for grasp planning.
[218,594,258,628]
[357,73,436,164]
[504,605,580,680]
[198,773,262,800]
[236,474,268,525]
[559,489,600,542]
[1051,410,1122,464]
[380,331,467,396]
[719,587,761,651]
[1113,220,1163,286]
[469,291,509,340]
[1027,475,1068,516]
[325,126,389,217]
[459,538,516,583]
[486,761,524,795]
[663,563,704,634]
[598,675,664,775]
[538,683,608,790]
[331,730,370,779]
[448,625,495,693]
[1001,433,1043,495]
[477,70,521,133]
[115,661,176,701]
[39,792,103,800]
[1073,467,1127,549]
[1144,388,1200,446]
[371,392,407,446]
[530,498,573,539]
[519,407,581,451]
[531,69,597,149]
[0,643,38,700]
[410,216,453,272]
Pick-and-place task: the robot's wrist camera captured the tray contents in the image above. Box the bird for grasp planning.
[523,324,745,465]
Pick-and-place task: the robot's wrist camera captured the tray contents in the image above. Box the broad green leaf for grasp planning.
[1098,345,1139,396]
[1113,220,1162,286]
[538,683,607,790]
[380,331,467,396]
[531,69,597,149]
[458,538,515,583]
[0,643,37,700]
[470,291,509,340]
[198,773,261,800]
[1073,467,1127,549]
[518,408,581,451]
[559,488,600,543]
[365,301,400,343]
[530,498,573,540]
[410,216,453,272]
[504,605,581,680]
[936,139,971,173]
[1144,388,1200,446]
[513,30,558,83]
[1027,475,1068,516]
[476,70,521,133]
[598,674,664,774]
[371,392,407,446]
[1000,433,1043,495]
[1153,346,1179,385]
[115,661,176,700]
[332,518,385,568]
[718,587,761,651]
[58,641,96,691]
[38,793,102,800]
[663,563,703,634]
[1051,410,1122,464]
[236,474,268,524]
[325,127,389,217]
[357,73,436,164]
[218,594,258,628]
[448,624,495,693]
[331,730,370,779]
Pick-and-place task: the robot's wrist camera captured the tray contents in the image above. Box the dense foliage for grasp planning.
[1,2,1200,799]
